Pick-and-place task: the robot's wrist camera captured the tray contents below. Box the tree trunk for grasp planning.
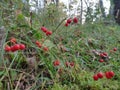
[99,0,106,18]
[80,0,83,24]
[56,0,59,7]
[113,0,120,24]
[109,0,114,20]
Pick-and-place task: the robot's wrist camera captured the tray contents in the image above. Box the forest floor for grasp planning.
[1,20,120,90]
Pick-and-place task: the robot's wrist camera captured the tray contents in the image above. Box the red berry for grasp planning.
[11,46,16,52]
[65,23,69,27]
[35,41,42,48]
[93,75,99,81]
[35,41,40,45]
[113,48,117,51]
[99,53,104,57]
[108,71,115,77]
[13,44,20,51]
[103,52,108,56]
[10,37,16,43]
[67,18,72,24]
[38,44,42,48]
[97,72,104,78]
[105,72,112,79]
[100,52,108,57]
[53,60,60,66]
[41,27,48,33]
[43,47,49,51]
[19,44,25,50]
[73,17,78,23]
[70,62,74,67]
[35,41,41,45]
[5,45,11,52]
[99,59,104,62]
[46,31,52,36]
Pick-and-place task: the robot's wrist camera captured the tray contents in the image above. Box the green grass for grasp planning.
[1,21,120,90]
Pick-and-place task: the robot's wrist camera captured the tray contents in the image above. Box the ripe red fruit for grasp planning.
[99,59,104,62]
[103,52,108,57]
[65,23,69,27]
[35,41,42,48]
[93,75,99,81]
[108,71,115,77]
[100,52,108,58]
[19,44,25,50]
[53,60,60,66]
[99,53,104,57]
[97,72,104,78]
[11,46,16,52]
[70,62,74,67]
[113,48,117,51]
[67,18,72,24]
[38,44,42,48]
[43,47,49,51]
[41,26,48,33]
[36,41,40,45]
[46,31,52,36]
[105,72,112,79]
[5,45,11,52]
[73,17,78,23]
[10,37,17,43]
[14,44,20,51]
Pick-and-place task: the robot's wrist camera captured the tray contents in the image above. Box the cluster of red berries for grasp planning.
[4,37,25,52]
[65,61,74,67]
[40,26,52,36]
[99,52,108,58]
[99,52,108,62]
[93,71,115,81]
[10,37,17,44]
[53,60,75,67]
[105,71,115,79]
[35,41,42,48]
[110,47,117,53]
[35,41,49,52]
[99,48,117,63]
[65,17,78,27]
[53,60,60,66]
[5,44,25,52]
